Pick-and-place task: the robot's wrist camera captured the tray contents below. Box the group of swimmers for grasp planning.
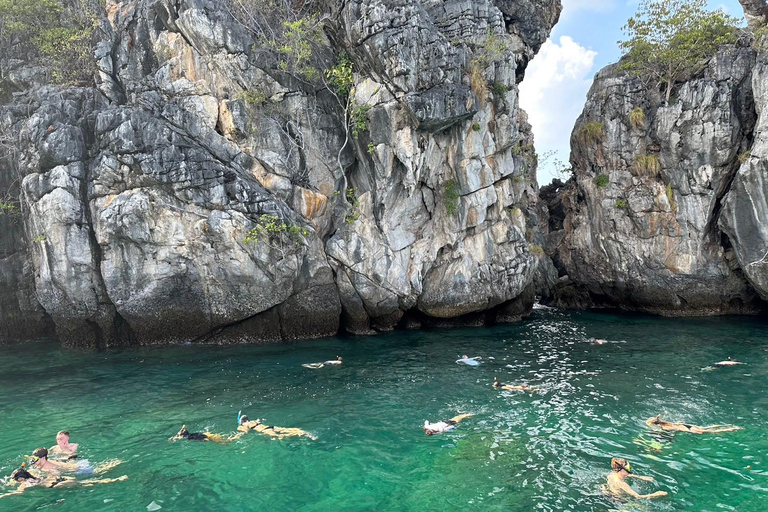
[1,431,126,500]
[2,351,747,503]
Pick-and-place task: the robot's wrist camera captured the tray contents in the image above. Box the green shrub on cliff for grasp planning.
[443,180,460,217]
[629,107,646,129]
[634,154,661,176]
[0,0,96,86]
[576,122,605,146]
[619,0,740,105]
[594,174,609,188]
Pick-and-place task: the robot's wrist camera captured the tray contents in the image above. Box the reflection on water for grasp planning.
[0,309,767,511]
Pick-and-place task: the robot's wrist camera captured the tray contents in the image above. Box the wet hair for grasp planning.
[57,430,70,438]
[611,458,630,473]
[239,415,250,425]
[10,467,34,481]
[32,448,48,460]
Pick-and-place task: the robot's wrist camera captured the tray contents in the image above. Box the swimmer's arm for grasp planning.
[627,474,654,482]
[0,487,26,499]
[617,480,667,499]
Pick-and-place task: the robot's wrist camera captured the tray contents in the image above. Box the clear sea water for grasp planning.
[0,307,767,511]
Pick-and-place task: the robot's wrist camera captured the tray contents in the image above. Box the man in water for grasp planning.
[237,412,316,440]
[28,448,121,476]
[604,458,668,500]
[456,355,481,366]
[493,377,536,392]
[170,425,244,443]
[49,430,78,460]
[0,465,127,500]
[646,415,743,434]
[423,413,473,435]
[302,356,342,369]
[713,357,745,367]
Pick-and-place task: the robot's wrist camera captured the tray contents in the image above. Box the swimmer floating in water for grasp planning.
[603,458,668,500]
[493,377,537,392]
[49,430,78,461]
[713,357,745,367]
[456,355,481,366]
[27,448,121,476]
[237,411,316,440]
[0,464,127,500]
[302,356,342,369]
[170,425,244,443]
[646,415,742,434]
[423,413,473,435]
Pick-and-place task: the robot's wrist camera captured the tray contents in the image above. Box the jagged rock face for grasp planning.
[0,0,560,346]
[720,18,768,301]
[551,46,761,315]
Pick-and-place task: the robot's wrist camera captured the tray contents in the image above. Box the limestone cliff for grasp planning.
[545,12,768,315]
[0,0,561,346]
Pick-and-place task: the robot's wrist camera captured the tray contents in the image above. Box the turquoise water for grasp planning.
[1,307,767,511]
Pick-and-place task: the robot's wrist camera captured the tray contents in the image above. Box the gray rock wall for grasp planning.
[548,44,764,315]
[0,0,561,346]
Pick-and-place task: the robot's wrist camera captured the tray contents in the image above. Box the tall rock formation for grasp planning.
[546,41,763,315]
[0,0,561,346]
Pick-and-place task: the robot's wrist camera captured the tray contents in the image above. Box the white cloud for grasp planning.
[519,36,597,184]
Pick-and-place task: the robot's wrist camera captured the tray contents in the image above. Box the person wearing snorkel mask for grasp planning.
[604,458,668,500]
[0,464,127,500]
[646,415,743,434]
[170,425,244,443]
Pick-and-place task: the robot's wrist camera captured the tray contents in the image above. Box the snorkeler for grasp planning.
[456,355,481,366]
[170,425,244,443]
[604,458,668,500]
[49,430,78,460]
[423,413,473,435]
[0,464,127,500]
[493,377,537,392]
[28,448,121,476]
[302,356,342,369]
[646,415,743,434]
[237,411,316,440]
[713,357,745,367]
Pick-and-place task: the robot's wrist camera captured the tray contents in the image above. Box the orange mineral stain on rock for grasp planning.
[296,189,328,220]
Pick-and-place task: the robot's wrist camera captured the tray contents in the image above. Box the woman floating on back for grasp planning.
[646,415,743,434]
[302,356,342,369]
[0,465,127,500]
[493,377,537,392]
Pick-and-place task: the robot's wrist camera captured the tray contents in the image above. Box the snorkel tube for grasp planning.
[237,410,242,426]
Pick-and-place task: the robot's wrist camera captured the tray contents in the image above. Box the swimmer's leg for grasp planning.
[449,413,473,424]
[93,459,123,475]
[81,475,129,486]
[700,425,743,433]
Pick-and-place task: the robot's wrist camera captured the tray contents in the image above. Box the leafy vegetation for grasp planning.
[345,187,360,223]
[629,107,646,129]
[615,198,629,209]
[468,30,508,104]
[0,200,17,214]
[576,121,605,146]
[243,214,307,258]
[350,104,371,140]
[471,123,481,132]
[443,179,460,217]
[738,150,751,163]
[666,182,677,211]
[618,0,740,105]
[634,154,661,176]
[594,174,610,188]
[0,0,96,87]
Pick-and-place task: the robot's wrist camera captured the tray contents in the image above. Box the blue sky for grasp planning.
[519,0,747,185]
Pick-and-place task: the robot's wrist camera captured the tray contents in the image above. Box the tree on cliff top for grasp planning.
[619,0,740,105]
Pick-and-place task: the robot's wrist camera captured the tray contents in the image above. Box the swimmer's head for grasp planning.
[176,425,190,438]
[56,430,70,445]
[239,415,250,425]
[611,458,631,473]
[648,414,662,425]
[29,448,48,466]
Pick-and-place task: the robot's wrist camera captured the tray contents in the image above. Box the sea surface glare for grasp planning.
[0,307,766,511]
